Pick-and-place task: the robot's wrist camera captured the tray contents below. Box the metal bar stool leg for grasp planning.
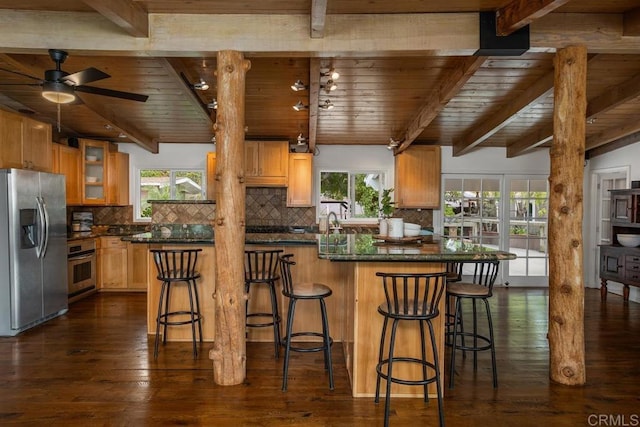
[320,298,334,390]
[282,298,297,391]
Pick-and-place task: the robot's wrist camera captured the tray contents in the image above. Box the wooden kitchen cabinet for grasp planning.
[244,140,288,186]
[599,189,640,301]
[394,145,441,209]
[52,143,82,205]
[0,109,52,172]
[206,151,217,200]
[126,242,148,290]
[81,139,109,205]
[97,237,128,290]
[287,153,313,207]
[107,151,129,206]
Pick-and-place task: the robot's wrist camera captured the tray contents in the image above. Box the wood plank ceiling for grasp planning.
[0,0,639,157]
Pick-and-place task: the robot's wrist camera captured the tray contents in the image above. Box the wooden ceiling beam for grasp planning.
[396,56,486,154]
[307,58,321,153]
[506,123,553,158]
[623,7,640,37]
[78,95,158,153]
[82,0,149,38]
[497,0,570,36]
[161,58,214,124]
[586,120,640,151]
[587,72,640,118]
[587,130,640,158]
[311,0,328,39]
[453,71,554,157]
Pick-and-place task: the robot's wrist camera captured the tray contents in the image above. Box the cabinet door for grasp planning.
[81,139,108,204]
[244,142,260,177]
[600,246,624,281]
[127,242,148,290]
[0,109,24,169]
[206,152,217,200]
[23,117,52,171]
[107,151,129,206]
[612,194,632,223]
[57,145,82,205]
[260,141,288,179]
[98,237,128,289]
[287,153,313,207]
[394,145,441,208]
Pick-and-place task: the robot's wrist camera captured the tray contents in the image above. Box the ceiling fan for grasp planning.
[0,49,148,104]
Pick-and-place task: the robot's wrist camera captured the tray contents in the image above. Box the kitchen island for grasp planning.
[124,231,516,398]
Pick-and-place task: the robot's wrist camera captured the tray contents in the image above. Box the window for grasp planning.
[137,169,206,220]
[318,171,387,221]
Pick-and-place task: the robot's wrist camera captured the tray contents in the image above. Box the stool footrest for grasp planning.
[246,312,281,328]
[282,332,333,353]
[376,357,439,386]
[447,331,492,352]
[158,310,202,327]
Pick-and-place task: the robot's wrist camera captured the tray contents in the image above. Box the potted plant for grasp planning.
[379,188,395,236]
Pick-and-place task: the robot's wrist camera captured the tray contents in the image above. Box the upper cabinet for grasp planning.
[244,140,288,187]
[287,153,313,207]
[80,139,129,206]
[0,109,52,172]
[206,152,217,200]
[81,139,109,205]
[52,143,82,205]
[394,145,441,209]
[107,151,129,206]
[611,189,640,226]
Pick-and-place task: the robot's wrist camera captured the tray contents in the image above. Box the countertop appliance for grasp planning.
[0,169,68,336]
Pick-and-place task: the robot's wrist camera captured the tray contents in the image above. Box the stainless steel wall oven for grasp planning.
[67,239,96,302]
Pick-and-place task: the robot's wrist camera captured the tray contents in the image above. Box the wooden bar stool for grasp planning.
[446,261,499,389]
[244,249,284,358]
[278,254,334,391]
[151,249,203,359]
[374,271,447,427]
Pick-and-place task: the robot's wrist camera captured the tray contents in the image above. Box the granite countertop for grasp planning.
[122,231,317,245]
[316,233,517,262]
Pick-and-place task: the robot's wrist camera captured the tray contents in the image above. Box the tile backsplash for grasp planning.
[68,187,432,229]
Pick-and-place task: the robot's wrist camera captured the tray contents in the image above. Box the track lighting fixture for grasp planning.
[291,80,308,91]
[319,99,334,110]
[297,133,307,145]
[193,79,209,90]
[321,68,340,80]
[321,79,338,92]
[293,101,309,111]
[207,99,218,110]
[387,138,400,150]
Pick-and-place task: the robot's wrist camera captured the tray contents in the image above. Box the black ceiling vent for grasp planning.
[474,11,530,56]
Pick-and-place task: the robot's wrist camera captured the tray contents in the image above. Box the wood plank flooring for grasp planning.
[0,288,639,426]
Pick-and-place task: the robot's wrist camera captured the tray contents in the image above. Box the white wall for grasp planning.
[584,141,640,302]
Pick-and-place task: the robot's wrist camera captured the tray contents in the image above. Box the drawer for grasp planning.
[101,237,126,249]
[625,261,640,273]
[625,254,640,264]
[625,270,640,285]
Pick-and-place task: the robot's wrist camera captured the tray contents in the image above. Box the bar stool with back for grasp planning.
[374,271,447,427]
[244,249,284,358]
[446,260,500,389]
[150,248,203,359]
[278,254,334,391]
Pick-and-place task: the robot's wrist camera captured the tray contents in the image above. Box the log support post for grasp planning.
[209,50,251,386]
[548,45,587,386]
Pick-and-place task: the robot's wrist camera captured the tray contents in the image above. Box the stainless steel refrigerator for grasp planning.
[0,169,68,336]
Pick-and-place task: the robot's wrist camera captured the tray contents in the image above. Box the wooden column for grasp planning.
[548,45,587,386]
[209,50,251,385]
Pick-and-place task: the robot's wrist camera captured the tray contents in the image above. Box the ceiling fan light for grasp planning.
[42,81,76,104]
[291,80,307,91]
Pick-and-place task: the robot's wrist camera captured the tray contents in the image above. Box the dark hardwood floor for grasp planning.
[1,288,638,426]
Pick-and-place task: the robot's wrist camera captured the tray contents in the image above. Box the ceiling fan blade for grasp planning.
[0,83,42,87]
[0,67,42,82]
[62,67,110,86]
[74,85,148,102]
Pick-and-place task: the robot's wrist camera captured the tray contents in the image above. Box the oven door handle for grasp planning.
[69,253,95,261]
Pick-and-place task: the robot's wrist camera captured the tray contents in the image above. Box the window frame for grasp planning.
[316,168,390,225]
[134,167,207,222]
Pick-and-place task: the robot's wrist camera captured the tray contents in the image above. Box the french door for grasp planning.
[442,175,549,286]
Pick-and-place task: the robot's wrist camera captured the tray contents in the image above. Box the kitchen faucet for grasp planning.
[326,211,340,238]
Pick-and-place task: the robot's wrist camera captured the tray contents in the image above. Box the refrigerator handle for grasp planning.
[35,196,50,259]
